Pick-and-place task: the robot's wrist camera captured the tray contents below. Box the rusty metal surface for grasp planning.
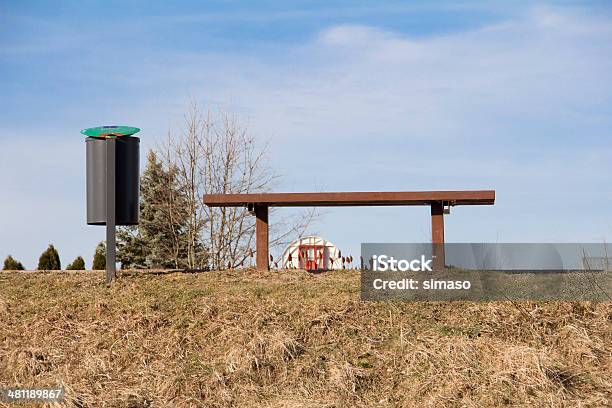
[204,190,495,207]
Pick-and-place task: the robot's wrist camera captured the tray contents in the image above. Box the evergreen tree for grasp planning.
[66,256,86,270]
[92,242,106,270]
[3,255,25,270]
[37,244,61,270]
[117,227,146,268]
[118,150,192,269]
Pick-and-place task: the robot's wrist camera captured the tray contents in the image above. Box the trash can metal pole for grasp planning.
[106,138,116,283]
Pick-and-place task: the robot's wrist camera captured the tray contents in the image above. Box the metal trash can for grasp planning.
[86,136,140,225]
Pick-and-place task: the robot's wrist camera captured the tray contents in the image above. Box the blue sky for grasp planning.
[1,1,611,268]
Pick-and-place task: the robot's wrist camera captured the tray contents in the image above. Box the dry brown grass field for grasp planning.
[0,269,610,407]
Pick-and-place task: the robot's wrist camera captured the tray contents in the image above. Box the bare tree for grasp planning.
[202,109,274,268]
[161,102,315,270]
[163,104,207,269]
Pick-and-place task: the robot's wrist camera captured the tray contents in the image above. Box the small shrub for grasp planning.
[37,244,61,270]
[92,242,106,270]
[66,256,86,270]
[3,255,25,270]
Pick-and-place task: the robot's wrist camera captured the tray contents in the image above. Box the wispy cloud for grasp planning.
[0,5,611,265]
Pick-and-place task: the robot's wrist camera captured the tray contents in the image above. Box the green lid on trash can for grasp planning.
[81,125,140,139]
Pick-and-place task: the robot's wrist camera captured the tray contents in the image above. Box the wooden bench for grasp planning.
[204,190,495,270]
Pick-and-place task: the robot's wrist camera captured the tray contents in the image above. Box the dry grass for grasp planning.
[0,269,610,407]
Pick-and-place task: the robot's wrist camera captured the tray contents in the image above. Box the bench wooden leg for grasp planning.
[431,202,445,270]
[255,205,269,270]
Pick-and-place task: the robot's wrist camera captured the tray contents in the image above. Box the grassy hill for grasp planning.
[0,269,610,407]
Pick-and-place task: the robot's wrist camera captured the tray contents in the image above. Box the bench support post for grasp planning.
[431,202,445,271]
[255,205,269,270]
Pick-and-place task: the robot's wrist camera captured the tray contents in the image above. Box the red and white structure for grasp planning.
[281,236,344,271]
